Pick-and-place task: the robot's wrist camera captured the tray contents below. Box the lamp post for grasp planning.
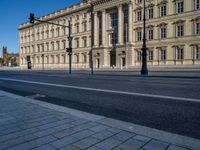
[90,3,94,75]
[141,0,148,75]
[42,54,44,71]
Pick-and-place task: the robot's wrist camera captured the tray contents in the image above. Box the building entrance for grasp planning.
[110,51,116,67]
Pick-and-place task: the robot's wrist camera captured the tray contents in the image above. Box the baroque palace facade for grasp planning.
[19,0,200,69]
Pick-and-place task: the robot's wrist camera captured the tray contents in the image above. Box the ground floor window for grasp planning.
[137,51,142,61]
[197,47,200,59]
[148,51,154,61]
[177,48,184,60]
[160,49,166,61]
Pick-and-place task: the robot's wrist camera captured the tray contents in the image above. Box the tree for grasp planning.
[0,57,3,66]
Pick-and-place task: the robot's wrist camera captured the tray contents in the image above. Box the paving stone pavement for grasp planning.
[0,92,193,150]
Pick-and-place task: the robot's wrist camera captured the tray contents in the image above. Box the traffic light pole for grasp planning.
[29,13,73,74]
[68,21,72,74]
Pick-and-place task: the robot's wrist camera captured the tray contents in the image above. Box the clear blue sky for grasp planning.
[0,0,81,57]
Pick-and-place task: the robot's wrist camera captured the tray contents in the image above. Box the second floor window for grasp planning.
[196,23,200,35]
[110,32,118,45]
[196,0,200,10]
[177,25,184,37]
[83,23,87,32]
[46,43,49,51]
[160,5,167,17]
[177,1,184,13]
[62,41,66,49]
[148,7,154,19]
[76,39,79,48]
[111,12,118,28]
[83,38,87,47]
[137,31,142,41]
[160,27,167,39]
[148,29,154,40]
[137,10,142,21]
[136,0,142,4]
[76,24,79,33]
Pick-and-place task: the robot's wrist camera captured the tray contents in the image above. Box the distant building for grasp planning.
[19,0,200,69]
[2,46,19,66]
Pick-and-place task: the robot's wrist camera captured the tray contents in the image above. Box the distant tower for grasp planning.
[2,46,8,59]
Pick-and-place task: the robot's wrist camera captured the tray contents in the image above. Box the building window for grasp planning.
[148,29,154,40]
[124,8,129,43]
[75,39,79,48]
[56,41,60,50]
[41,32,44,39]
[136,0,142,4]
[160,27,167,39]
[75,15,79,21]
[197,47,200,59]
[177,48,184,60]
[76,54,79,63]
[148,7,154,19]
[46,31,49,38]
[83,38,87,48]
[75,24,79,33]
[63,27,66,36]
[56,28,60,37]
[83,54,87,63]
[46,43,49,51]
[62,40,66,49]
[196,23,200,35]
[51,29,54,38]
[110,32,118,45]
[160,5,167,17]
[83,22,87,32]
[111,12,118,28]
[83,13,87,19]
[37,45,40,52]
[42,44,44,52]
[51,42,54,51]
[137,51,142,61]
[196,0,200,10]
[177,25,184,37]
[148,51,153,61]
[160,49,166,60]
[177,1,184,13]
[137,31,142,41]
[136,10,142,21]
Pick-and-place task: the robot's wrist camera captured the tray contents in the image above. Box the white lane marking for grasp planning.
[0,77,199,103]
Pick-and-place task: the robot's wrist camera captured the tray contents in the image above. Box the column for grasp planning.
[118,5,123,45]
[128,3,133,43]
[102,10,106,46]
[94,12,99,47]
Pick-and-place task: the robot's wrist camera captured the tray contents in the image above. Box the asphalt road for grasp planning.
[0,70,200,139]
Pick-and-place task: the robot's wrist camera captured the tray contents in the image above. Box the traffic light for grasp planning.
[29,13,35,24]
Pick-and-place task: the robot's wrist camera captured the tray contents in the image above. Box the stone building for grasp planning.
[18,0,200,69]
[2,46,19,66]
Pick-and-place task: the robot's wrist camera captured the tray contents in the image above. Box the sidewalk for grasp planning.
[0,91,199,150]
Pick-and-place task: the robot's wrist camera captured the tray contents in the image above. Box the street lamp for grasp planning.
[41,54,44,71]
[88,3,94,75]
[140,0,152,75]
